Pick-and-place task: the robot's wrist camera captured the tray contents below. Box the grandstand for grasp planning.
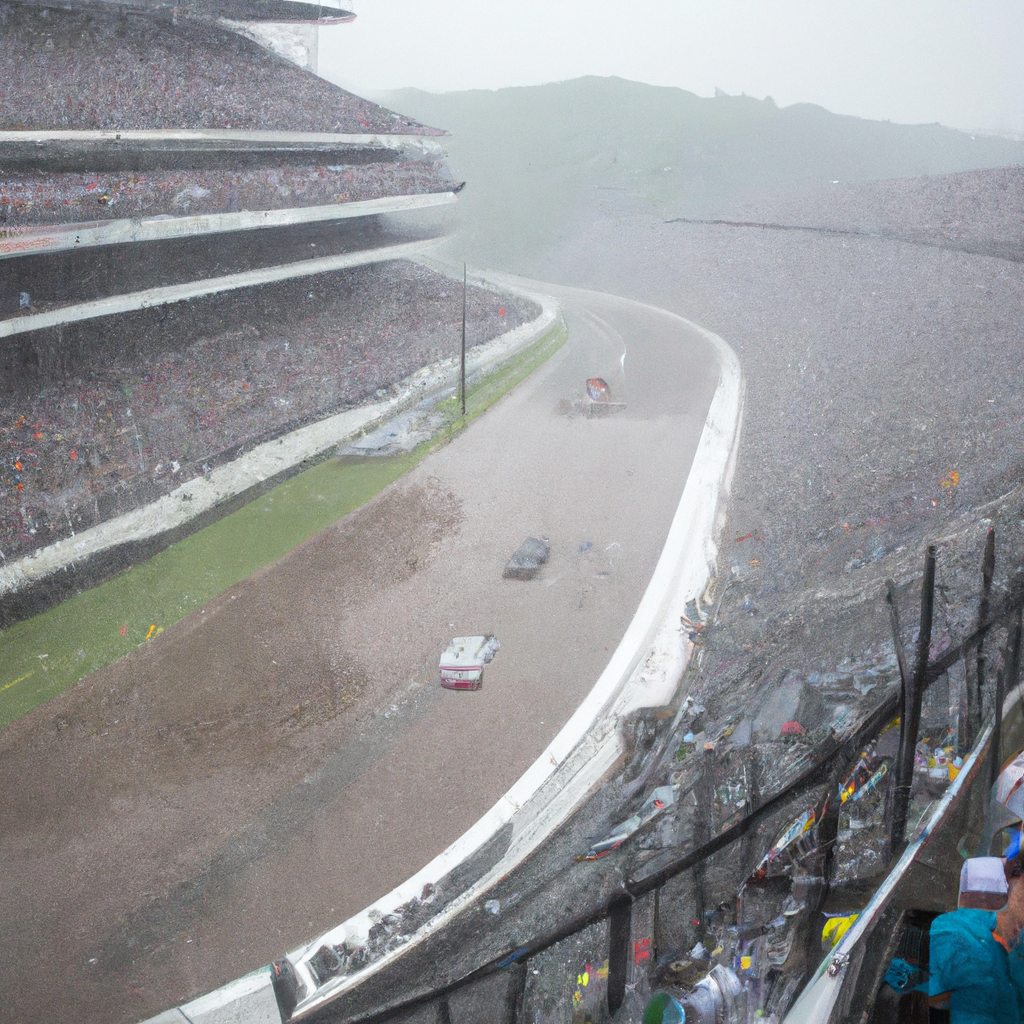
[0,0,502,619]
[8,0,357,26]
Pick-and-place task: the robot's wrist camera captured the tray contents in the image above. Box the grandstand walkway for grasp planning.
[0,283,723,1024]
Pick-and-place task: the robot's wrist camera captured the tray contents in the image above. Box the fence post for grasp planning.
[985,610,1022,801]
[607,895,633,1015]
[460,262,467,417]
[692,744,716,936]
[975,528,996,739]
[890,546,936,854]
[885,579,910,698]
[885,580,910,762]
[501,960,528,1024]
[739,749,762,877]
[438,993,454,1024]
[1009,608,1024,695]
[989,667,1006,799]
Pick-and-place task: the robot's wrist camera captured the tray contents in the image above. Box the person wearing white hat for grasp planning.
[928,855,1024,1022]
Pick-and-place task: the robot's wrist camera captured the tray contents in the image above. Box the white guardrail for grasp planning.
[0,192,458,262]
[139,282,745,1024]
[0,236,452,339]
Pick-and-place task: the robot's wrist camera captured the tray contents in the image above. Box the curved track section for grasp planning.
[282,279,743,1021]
[128,278,742,1024]
[0,277,740,1024]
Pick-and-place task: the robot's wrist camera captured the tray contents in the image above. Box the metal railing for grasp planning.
[293,534,1024,1024]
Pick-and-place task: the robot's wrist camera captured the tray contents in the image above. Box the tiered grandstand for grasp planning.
[0,0,516,618]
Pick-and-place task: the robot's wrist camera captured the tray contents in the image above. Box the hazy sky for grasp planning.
[317,0,1024,135]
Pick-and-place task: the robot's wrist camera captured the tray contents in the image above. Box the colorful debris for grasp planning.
[581,784,677,860]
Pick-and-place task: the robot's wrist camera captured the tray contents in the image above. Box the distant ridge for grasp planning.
[380,76,1024,271]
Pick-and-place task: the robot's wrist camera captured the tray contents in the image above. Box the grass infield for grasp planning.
[0,319,567,729]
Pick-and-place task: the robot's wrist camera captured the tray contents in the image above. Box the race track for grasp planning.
[0,283,723,1024]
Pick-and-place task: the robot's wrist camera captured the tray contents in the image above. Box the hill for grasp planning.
[379,77,1024,271]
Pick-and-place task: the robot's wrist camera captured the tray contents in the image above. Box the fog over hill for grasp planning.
[380,76,1024,271]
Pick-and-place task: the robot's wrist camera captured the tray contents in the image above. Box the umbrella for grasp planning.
[995,750,1024,822]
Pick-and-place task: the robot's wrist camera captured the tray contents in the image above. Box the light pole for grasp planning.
[460,262,467,417]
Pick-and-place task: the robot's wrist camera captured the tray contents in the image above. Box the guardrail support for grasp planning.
[1009,608,1024,695]
[692,743,716,935]
[438,993,454,1024]
[989,667,1007,798]
[501,960,528,1024]
[885,579,910,740]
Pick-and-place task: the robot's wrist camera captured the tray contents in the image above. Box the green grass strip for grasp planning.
[0,319,567,730]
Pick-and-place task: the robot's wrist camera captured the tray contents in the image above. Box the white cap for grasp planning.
[959,857,1009,910]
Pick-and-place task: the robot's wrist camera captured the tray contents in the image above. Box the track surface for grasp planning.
[0,284,719,1024]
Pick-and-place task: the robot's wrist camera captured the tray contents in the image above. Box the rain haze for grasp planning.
[2,1,1024,1023]
[321,0,1024,135]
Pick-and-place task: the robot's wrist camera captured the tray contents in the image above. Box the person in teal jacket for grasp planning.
[929,855,1024,1023]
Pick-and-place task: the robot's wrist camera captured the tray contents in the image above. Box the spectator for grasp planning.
[929,853,1024,1023]
[0,2,445,135]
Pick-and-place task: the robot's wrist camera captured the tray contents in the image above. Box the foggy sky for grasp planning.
[318,0,1024,136]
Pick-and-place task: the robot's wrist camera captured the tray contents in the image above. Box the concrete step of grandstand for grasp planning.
[0,192,457,260]
[0,130,449,173]
[2,218,444,315]
[0,236,450,340]
[7,0,355,24]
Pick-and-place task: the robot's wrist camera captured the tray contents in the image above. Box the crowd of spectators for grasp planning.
[0,2,443,134]
[0,159,455,228]
[0,260,540,563]
[539,166,1024,736]
[731,165,1024,260]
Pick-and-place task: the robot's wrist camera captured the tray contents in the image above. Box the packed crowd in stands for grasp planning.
[0,159,454,228]
[0,2,443,134]
[0,261,540,562]
[735,165,1024,258]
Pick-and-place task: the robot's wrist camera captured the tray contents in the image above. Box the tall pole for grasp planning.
[886,579,910,724]
[1010,608,1024,696]
[692,743,715,938]
[990,611,1024,796]
[460,262,467,417]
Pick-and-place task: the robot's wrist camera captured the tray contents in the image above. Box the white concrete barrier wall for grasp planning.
[0,129,449,154]
[144,968,281,1024]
